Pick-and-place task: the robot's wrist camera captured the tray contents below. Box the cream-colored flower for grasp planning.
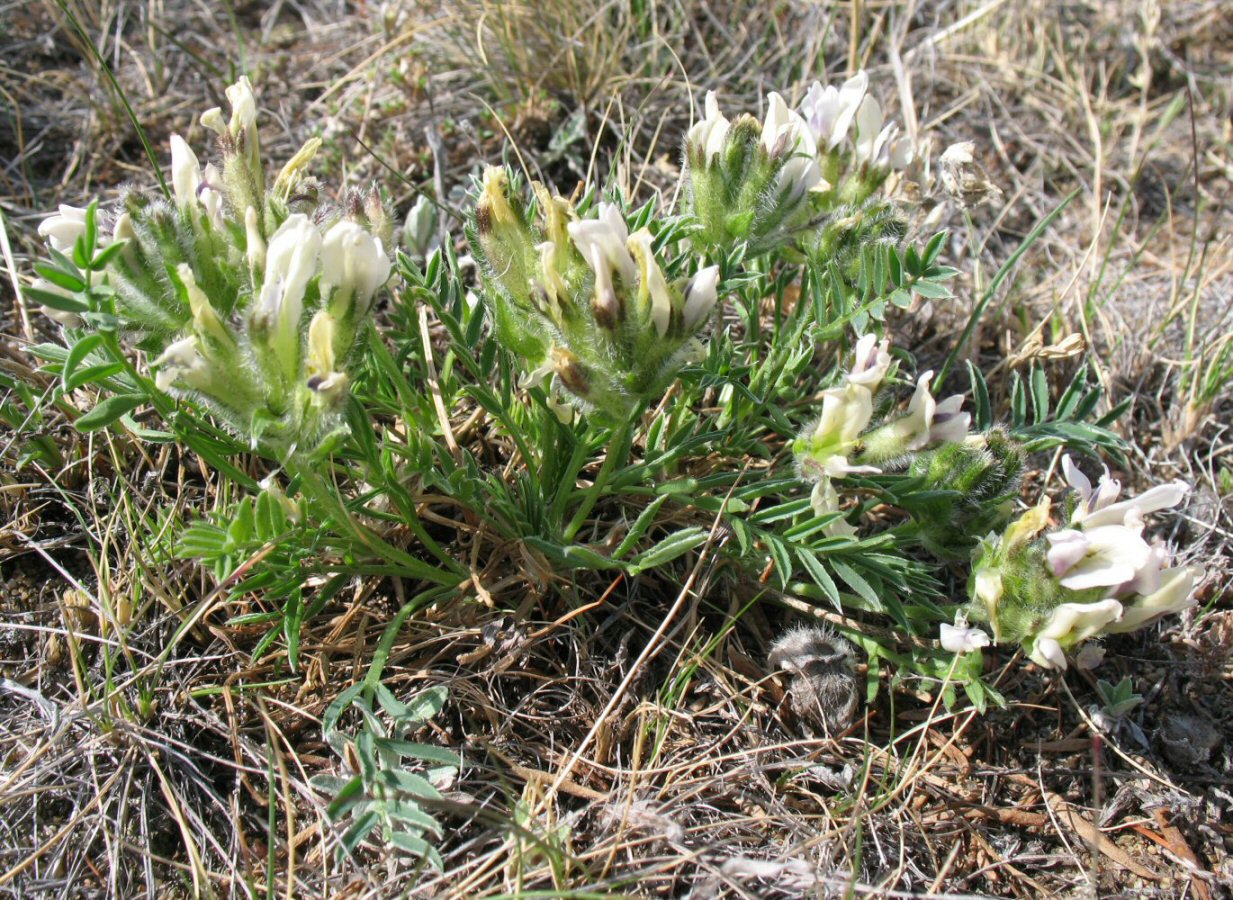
[1045,523,1152,591]
[320,220,391,314]
[892,370,969,451]
[1105,564,1203,634]
[626,229,672,336]
[37,204,90,252]
[809,477,857,537]
[152,336,211,392]
[568,203,637,285]
[845,334,892,390]
[804,384,880,478]
[1028,599,1124,670]
[169,135,202,212]
[761,92,822,200]
[255,214,322,342]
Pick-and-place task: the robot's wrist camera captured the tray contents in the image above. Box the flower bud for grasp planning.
[177,264,232,347]
[170,135,202,213]
[245,206,266,273]
[226,76,260,171]
[681,266,720,332]
[403,194,437,258]
[273,137,322,199]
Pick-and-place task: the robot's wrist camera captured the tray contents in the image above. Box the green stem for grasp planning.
[288,457,463,586]
[563,418,636,543]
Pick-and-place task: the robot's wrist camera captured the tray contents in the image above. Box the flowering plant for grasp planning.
[470,167,719,423]
[685,72,912,262]
[964,456,1203,669]
[30,77,392,458]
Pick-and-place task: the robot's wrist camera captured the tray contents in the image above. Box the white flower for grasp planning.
[1105,564,1203,634]
[682,266,720,332]
[1030,636,1067,670]
[973,563,1004,621]
[799,71,868,150]
[894,371,970,451]
[403,194,437,258]
[1082,480,1190,530]
[256,214,322,339]
[805,385,881,478]
[846,334,892,390]
[1045,523,1152,591]
[1114,539,1170,597]
[31,278,82,327]
[687,91,730,165]
[169,135,202,212]
[940,616,990,654]
[200,106,226,135]
[152,336,211,392]
[809,477,856,537]
[852,95,912,170]
[199,164,225,230]
[1062,455,1189,529]
[626,229,672,336]
[761,93,822,201]
[586,243,620,327]
[1074,643,1105,670]
[226,76,257,136]
[112,212,134,243]
[1028,599,1124,670]
[38,204,90,252]
[568,203,638,285]
[320,220,392,314]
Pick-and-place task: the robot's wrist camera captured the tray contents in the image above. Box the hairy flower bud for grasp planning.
[170,135,202,213]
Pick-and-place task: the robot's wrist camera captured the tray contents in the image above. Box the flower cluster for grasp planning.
[964,457,1203,669]
[35,78,392,458]
[792,336,980,537]
[685,71,912,258]
[471,167,719,423]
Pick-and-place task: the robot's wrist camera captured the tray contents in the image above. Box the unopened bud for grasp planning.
[681,266,720,332]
